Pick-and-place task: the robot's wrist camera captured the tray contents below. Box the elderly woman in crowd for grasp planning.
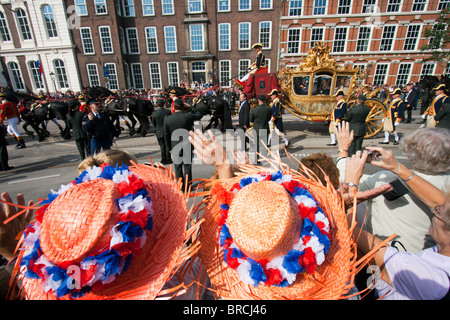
[344,149,449,300]
[336,123,450,253]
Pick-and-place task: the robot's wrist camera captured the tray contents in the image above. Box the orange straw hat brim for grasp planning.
[196,163,356,300]
[17,163,192,300]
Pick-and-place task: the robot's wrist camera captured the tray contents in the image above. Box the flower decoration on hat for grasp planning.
[20,163,153,299]
[212,171,331,288]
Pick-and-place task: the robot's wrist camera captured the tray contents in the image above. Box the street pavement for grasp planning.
[0,108,424,203]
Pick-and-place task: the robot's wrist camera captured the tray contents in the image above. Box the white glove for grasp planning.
[394,121,399,127]
[422,114,426,119]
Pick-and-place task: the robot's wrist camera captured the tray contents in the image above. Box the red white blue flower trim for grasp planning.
[20,164,153,298]
[214,171,331,288]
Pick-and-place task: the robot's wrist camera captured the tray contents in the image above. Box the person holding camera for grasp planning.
[336,122,450,253]
[344,148,450,300]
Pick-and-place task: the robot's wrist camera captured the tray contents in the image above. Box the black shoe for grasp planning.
[379,141,389,144]
[327,143,336,146]
[393,140,399,145]
[1,166,14,171]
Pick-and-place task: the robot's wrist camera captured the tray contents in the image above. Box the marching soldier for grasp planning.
[268,89,289,147]
[380,88,405,145]
[328,90,347,146]
[0,92,26,149]
[236,43,266,86]
[422,83,448,128]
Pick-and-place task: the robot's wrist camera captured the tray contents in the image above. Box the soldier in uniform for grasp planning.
[169,89,178,114]
[328,90,347,146]
[422,83,448,128]
[268,89,289,147]
[249,95,272,160]
[345,94,370,155]
[151,99,172,165]
[163,98,203,190]
[380,88,405,145]
[0,92,26,149]
[235,43,266,87]
[78,94,90,115]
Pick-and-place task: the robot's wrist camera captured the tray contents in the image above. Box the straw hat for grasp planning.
[15,163,190,300]
[197,165,357,300]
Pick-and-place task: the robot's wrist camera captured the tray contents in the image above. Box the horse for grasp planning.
[200,94,233,132]
[101,96,154,137]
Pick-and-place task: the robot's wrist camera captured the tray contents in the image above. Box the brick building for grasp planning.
[0,0,81,93]
[279,0,449,87]
[68,0,281,91]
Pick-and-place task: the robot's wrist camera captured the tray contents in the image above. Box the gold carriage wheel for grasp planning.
[364,98,386,139]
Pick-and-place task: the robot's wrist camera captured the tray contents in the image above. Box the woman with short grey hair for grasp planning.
[336,124,450,253]
[401,127,450,175]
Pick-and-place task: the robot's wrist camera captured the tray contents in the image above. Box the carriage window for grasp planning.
[335,75,352,95]
[293,76,309,95]
[312,73,332,95]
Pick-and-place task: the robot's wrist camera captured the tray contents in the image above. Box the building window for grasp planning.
[42,5,58,38]
[310,27,324,47]
[218,23,230,51]
[239,22,251,50]
[75,0,88,15]
[145,27,158,53]
[54,59,69,89]
[374,63,388,86]
[86,64,100,87]
[80,28,94,54]
[404,25,420,51]
[162,0,174,15]
[420,63,435,78]
[289,0,302,16]
[0,12,11,42]
[164,26,177,53]
[16,8,32,40]
[338,0,351,14]
[380,25,396,51]
[119,27,127,53]
[142,0,155,15]
[438,0,450,10]
[412,0,426,11]
[119,0,135,16]
[149,62,162,89]
[259,21,271,49]
[99,26,113,53]
[29,61,44,90]
[131,63,144,89]
[126,28,140,54]
[94,0,107,14]
[265,58,271,73]
[239,59,251,77]
[8,62,25,91]
[188,0,202,13]
[104,63,118,90]
[362,0,376,13]
[260,0,272,10]
[396,63,411,86]
[287,28,301,54]
[313,0,327,15]
[190,24,204,51]
[239,0,251,10]
[167,62,179,86]
[218,0,230,12]
[356,26,371,52]
[219,60,231,87]
[387,0,401,12]
[333,27,347,53]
